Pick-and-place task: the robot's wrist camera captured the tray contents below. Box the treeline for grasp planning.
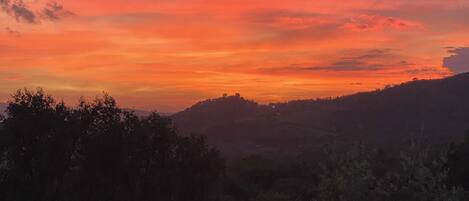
[0,89,223,201]
[223,142,469,201]
[1,89,469,201]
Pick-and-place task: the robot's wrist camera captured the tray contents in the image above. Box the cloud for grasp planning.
[259,63,383,73]
[304,64,383,72]
[41,2,74,21]
[5,27,20,37]
[0,0,73,24]
[404,67,447,75]
[246,11,334,30]
[344,14,422,31]
[341,48,396,60]
[1,0,37,23]
[443,47,469,74]
[310,49,397,71]
[259,48,402,73]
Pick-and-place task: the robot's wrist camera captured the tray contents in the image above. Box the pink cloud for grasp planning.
[268,14,336,30]
[344,15,423,31]
[4,75,26,81]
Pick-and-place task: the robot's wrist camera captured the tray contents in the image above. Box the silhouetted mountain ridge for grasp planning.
[172,73,469,157]
[172,94,262,132]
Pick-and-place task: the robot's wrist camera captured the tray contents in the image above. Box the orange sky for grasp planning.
[1,0,469,112]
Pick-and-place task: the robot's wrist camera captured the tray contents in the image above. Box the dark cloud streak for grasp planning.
[1,0,73,24]
[258,48,401,73]
[41,2,75,21]
[1,0,37,23]
[5,27,20,37]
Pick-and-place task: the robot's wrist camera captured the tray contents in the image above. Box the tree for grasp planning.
[448,131,469,199]
[317,144,378,201]
[315,141,464,201]
[378,141,463,201]
[0,89,77,201]
[0,89,225,201]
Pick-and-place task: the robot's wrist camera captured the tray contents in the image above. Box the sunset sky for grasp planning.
[1,0,469,112]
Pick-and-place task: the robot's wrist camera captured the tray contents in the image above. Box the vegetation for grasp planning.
[0,89,223,201]
[1,88,469,201]
[220,141,469,201]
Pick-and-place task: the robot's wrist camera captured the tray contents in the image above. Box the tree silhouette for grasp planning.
[0,89,77,201]
[1,88,468,201]
[0,89,224,201]
[448,131,469,199]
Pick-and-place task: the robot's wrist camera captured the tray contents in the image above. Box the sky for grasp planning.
[1,0,469,112]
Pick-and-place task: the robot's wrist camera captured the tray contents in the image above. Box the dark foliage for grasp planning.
[1,85,469,201]
[0,89,224,201]
[448,131,469,198]
[220,141,466,201]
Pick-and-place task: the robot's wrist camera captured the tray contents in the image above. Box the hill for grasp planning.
[172,73,469,158]
[0,103,6,116]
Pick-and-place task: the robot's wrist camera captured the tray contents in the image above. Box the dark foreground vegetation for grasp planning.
[1,89,469,201]
[0,90,223,201]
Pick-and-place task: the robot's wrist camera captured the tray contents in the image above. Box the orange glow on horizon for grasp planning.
[1,0,468,112]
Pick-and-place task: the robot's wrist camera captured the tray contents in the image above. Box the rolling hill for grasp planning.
[172,73,469,158]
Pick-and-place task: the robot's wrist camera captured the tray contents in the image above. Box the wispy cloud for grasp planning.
[41,2,74,21]
[343,14,422,31]
[1,0,37,23]
[259,49,402,73]
[1,0,73,24]
[246,11,336,30]
[5,27,20,37]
